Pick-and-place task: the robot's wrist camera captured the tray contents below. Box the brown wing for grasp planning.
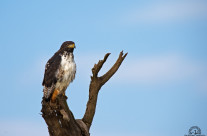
[42,52,61,87]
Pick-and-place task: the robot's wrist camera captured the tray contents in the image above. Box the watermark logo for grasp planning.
[185,126,205,136]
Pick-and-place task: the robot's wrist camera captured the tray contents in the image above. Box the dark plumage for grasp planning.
[42,41,76,101]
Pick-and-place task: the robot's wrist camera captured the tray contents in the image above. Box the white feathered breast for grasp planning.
[55,52,76,91]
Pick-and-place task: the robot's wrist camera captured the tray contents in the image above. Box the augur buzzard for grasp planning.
[42,41,76,102]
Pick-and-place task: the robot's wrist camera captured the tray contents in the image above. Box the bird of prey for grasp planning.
[42,41,76,102]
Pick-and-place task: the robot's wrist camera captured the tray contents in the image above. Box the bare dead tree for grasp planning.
[41,51,128,136]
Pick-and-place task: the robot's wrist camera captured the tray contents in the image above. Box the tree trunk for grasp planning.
[41,51,127,136]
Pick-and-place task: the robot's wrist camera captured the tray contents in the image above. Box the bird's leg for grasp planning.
[51,89,60,102]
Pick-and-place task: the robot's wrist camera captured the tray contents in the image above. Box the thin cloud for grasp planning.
[116,54,206,84]
[123,1,207,25]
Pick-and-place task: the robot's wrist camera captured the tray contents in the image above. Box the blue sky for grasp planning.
[0,0,207,136]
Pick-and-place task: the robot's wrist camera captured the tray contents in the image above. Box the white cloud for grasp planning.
[123,1,207,25]
[116,53,206,84]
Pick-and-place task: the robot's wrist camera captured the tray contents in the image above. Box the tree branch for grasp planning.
[92,53,111,78]
[82,51,128,130]
[100,51,128,85]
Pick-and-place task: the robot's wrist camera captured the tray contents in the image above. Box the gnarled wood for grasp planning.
[41,95,87,136]
[41,51,127,136]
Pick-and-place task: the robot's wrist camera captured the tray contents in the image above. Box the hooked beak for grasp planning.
[68,44,76,48]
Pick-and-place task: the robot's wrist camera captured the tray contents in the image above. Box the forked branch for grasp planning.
[82,51,128,130]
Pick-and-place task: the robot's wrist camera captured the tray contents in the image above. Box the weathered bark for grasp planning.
[82,51,127,130]
[41,51,127,136]
[41,95,89,136]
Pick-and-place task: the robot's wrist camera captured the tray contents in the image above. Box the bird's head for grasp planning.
[60,41,76,51]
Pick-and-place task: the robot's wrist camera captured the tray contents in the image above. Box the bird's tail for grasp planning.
[43,86,54,100]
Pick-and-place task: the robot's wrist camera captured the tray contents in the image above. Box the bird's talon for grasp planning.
[51,89,60,102]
